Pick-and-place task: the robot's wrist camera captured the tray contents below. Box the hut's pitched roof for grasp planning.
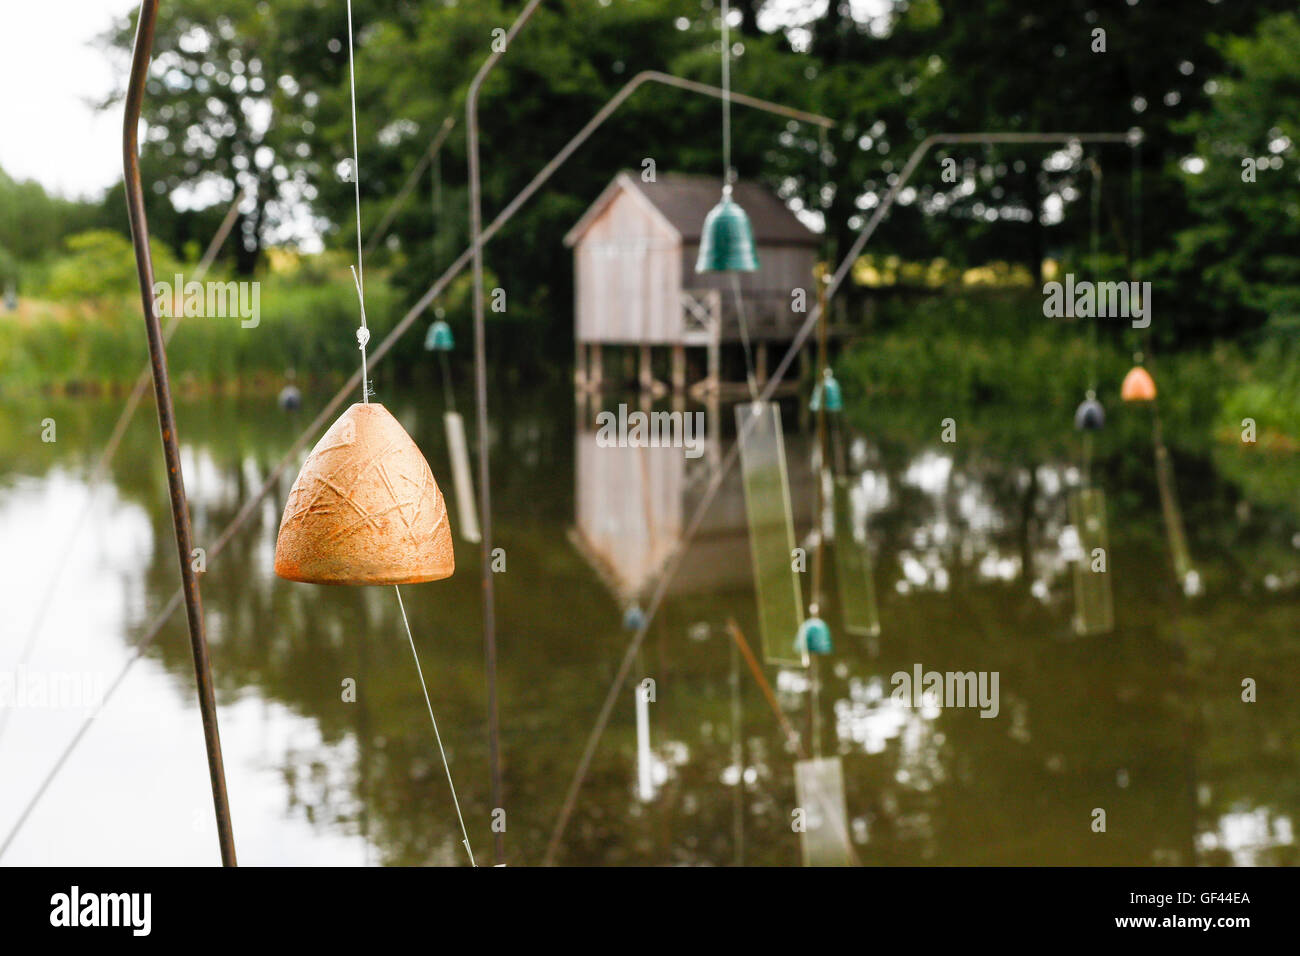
[564,172,819,247]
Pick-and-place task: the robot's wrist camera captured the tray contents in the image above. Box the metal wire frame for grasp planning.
[121,0,236,866]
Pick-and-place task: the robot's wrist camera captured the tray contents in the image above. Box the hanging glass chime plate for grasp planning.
[443,411,481,544]
[833,477,881,640]
[1154,439,1196,592]
[735,401,806,667]
[794,756,853,867]
[1068,485,1113,635]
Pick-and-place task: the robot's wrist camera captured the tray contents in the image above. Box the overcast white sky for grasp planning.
[0,1,138,198]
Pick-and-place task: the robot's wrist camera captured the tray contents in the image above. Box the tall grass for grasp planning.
[0,271,401,394]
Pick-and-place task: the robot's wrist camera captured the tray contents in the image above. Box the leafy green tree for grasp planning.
[796,0,1294,347]
[43,230,181,307]
[1167,11,1300,334]
[99,0,409,273]
[0,167,101,269]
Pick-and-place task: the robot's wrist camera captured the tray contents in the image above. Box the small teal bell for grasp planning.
[695,185,759,273]
[425,319,454,352]
[795,615,833,656]
[623,602,646,632]
[1073,391,1105,431]
[810,369,843,413]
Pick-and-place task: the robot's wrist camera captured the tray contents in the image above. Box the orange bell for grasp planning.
[275,402,455,585]
[1120,365,1156,403]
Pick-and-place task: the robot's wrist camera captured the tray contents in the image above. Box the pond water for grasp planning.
[1,380,1297,866]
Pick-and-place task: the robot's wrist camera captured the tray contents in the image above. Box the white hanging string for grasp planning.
[394,585,477,867]
[730,274,760,402]
[719,2,758,400]
[346,0,370,402]
[721,0,732,186]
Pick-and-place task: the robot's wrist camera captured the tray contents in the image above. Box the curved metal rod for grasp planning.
[542,129,1140,864]
[123,0,236,866]
[365,70,834,256]
[465,0,545,870]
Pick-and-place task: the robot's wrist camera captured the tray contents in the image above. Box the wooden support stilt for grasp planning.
[706,335,720,397]
[671,344,686,393]
[755,341,768,387]
[591,343,603,391]
[639,344,653,393]
[575,341,587,390]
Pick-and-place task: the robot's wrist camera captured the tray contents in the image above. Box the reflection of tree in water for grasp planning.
[28,384,1300,865]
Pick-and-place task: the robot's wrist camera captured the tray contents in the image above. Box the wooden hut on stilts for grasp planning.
[565,172,821,398]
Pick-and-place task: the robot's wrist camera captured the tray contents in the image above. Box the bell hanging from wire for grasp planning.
[696,184,759,273]
[425,319,454,352]
[274,402,455,585]
[795,615,833,656]
[1074,390,1105,430]
[1121,360,1156,402]
[810,368,844,413]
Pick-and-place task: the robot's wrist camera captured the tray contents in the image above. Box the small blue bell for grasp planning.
[795,616,833,656]
[810,370,843,413]
[623,603,646,632]
[425,320,454,352]
[1073,392,1105,431]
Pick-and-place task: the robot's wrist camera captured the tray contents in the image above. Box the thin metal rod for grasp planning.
[123,0,235,866]
[727,620,802,755]
[810,274,829,612]
[466,0,544,868]
[808,272,829,760]
[543,130,1137,864]
[364,116,455,257]
[365,70,832,266]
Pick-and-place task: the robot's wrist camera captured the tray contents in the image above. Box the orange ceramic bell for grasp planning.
[275,402,455,585]
[1120,365,1157,402]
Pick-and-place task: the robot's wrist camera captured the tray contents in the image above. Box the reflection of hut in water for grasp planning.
[564,172,820,397]
[568,409,813,604]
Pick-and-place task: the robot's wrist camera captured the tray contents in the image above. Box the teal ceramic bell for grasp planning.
[795,616,833,656]
[810,370,843,413]
[425,320,454,352]
[695,186,759,273]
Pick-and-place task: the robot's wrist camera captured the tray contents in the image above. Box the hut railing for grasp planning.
[681,289,721,345]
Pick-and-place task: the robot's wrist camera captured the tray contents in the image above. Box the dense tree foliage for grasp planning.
[20,0,1286,360]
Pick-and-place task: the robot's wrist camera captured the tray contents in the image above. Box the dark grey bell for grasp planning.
[1074,398,1105,431]
[278,384,302,412]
